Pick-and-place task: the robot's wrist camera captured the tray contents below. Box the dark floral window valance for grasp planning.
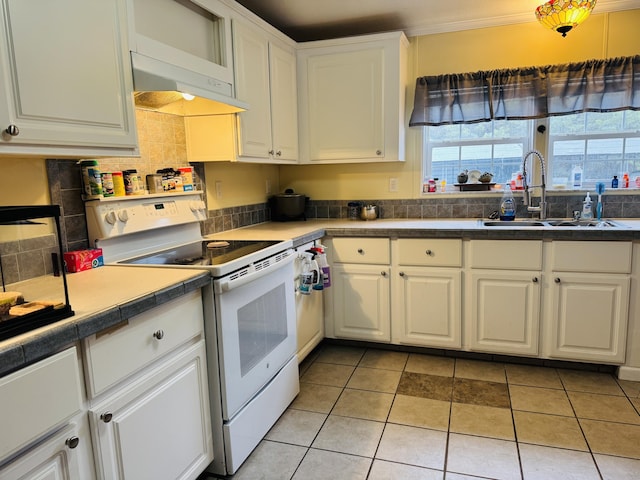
[409,55,640,126]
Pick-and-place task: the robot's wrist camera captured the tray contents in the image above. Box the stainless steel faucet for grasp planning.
[522,150,547,220]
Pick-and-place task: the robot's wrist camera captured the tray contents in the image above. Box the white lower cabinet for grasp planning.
[0,418,95,480]
[393,239,462,349]
[84,289,212,480]
[0,345,93,480]
[332,263,391,342]
[89,340,211,480]
[467,240,542,356]
[469,270,541,355]
[327,237,391,342]
[544,241,632,363]
[0,347,84,465]
[326,236,635,366]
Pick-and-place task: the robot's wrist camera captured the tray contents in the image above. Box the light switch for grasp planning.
[389,177,399,192]
[215,181,222,199]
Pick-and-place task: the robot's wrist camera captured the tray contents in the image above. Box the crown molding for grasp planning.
[405,0,640,38]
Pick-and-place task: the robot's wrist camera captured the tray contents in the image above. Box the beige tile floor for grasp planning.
[210,344,640,480]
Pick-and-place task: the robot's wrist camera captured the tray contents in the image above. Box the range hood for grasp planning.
[131,52,249,116]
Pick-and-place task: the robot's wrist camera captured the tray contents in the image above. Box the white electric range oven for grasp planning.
[85,192,299,476]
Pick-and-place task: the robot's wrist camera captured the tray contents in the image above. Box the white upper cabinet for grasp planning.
[0,0,137,156]
[297,31,408,164]
[232,18,298,163]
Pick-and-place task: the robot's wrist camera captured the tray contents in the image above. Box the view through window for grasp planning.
[548,111,640,188]
[424,111,640,191]
[425,120,533,187]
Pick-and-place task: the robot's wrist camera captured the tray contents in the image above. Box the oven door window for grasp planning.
[238,284,288,377]
[215,260,296,420]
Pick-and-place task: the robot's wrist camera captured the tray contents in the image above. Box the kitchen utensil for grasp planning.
[270,188,308,221]
[360,204,378,220]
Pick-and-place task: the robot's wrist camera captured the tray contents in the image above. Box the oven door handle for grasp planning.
[217,252,295,293]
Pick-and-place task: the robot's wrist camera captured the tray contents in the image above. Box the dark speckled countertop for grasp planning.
[205,218,640,245]
[0,266,210,377]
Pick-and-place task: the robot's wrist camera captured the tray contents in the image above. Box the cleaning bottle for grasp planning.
[310,243,331,288]
[581,192,593,219]
[499,184,516,221]
[299,253,318,295]
[572,165,583,189]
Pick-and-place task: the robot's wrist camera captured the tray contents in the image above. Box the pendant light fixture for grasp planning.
[535,0,597,37]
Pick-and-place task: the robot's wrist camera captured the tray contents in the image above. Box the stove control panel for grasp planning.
[85,193,207,241]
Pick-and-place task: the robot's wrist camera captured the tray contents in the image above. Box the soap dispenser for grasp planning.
[499,185,516,221]
[581,192,593,219]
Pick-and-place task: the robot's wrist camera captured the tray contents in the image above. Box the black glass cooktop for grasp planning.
[123,240,282,266]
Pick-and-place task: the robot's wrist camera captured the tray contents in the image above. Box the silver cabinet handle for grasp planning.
[399,272,405,277]
[65,436,80,449]
[532,277,539,283]
[357,248,364,254]
[100,412,113,423]
[555,278,561,283]
[5,124,19,136]
[425,250,433,256]
[381,271,387,277]
[153,329,164,340]
[376,150,382,156]
[276,150,282,156]
[268,149,274,155]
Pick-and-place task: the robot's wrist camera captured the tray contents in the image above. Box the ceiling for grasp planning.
[233,0,639,42]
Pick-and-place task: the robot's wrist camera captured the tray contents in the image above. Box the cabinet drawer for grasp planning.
[551,241,632,273]
[469,240,542,270]
[331,237,390,264]
[84,290,204,397]
[0,347,82,461]
[397,239,461,267]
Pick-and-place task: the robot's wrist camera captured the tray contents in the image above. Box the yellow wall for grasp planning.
[280,9,640,201]
[204,162,279,209]
[0,157,49,207]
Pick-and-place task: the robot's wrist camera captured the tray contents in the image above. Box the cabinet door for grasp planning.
[394,267,461,348]
[304,48,384,162]
[232,20,272,160]
[90,341,212,480]
[0,0,137,153]
[0,420,94,480]
[332,264,390,342]
[269,42,298,162]
[469,270,541,355]
[548,273,629,363]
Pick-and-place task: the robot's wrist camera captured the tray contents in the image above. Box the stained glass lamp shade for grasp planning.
[535,0,597,37]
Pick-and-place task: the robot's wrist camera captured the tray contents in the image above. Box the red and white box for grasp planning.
[63,248,104,273]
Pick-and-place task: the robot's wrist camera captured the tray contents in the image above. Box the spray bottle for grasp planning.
[299,252,319,295]
[310,243,331,289]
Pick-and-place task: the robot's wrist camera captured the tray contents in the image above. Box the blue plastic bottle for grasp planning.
[499,185,516,221]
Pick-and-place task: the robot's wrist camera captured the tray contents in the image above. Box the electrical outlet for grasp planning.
[389,177,399,192]
[266,179,272,195]
[215,181,222,199]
